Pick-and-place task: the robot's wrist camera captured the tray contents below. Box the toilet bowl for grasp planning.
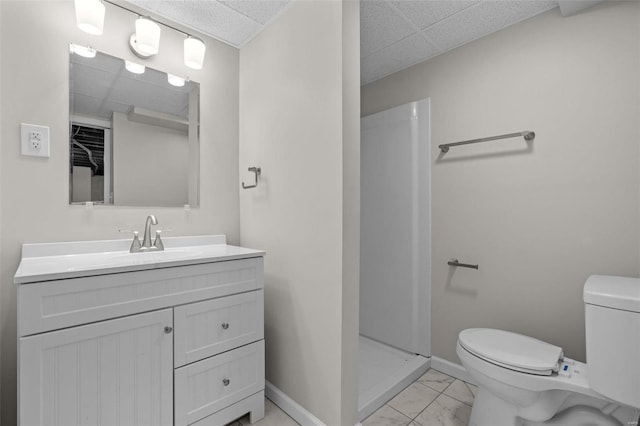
[456,276,640,426]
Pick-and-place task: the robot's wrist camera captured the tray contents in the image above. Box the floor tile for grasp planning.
[466,382,478,397]
[363,404,412,426]
[443,379,475,406]
[414,394,471,426]
[238,398,299,426]
[388,382,440,418]
[417,369,455,393]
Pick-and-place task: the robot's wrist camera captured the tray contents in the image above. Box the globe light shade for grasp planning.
[125,61,145,74]
[167,74,185,87]
[184,37,206,70]
[70,43,97,58]
[135,17,161,56]
[74,0,105,35]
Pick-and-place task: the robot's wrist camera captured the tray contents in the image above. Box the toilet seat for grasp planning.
[458,328,563,376]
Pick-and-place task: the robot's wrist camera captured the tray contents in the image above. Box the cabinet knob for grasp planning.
[164,326,173,334]
[223,378,230,386]
[221,322,230,330]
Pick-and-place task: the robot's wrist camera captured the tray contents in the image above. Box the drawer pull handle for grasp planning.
[223,378,230,386]
[221,322,230,330]
[164,326,173,334]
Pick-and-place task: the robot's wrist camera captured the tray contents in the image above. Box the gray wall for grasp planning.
[239,1,360,424]
[362,2,640,365]
[0,1,240,423]
[112,112,189,206]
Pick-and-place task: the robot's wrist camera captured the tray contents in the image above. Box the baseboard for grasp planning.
[431,356,476,385]
[265,381,326,426]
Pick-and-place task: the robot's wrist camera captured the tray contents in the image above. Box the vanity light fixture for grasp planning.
[130,16,161,58]
[75,0,207,69]
[167,74,186,87]
[70,43,97,58]
[184,36,206,70]
[74,0,105,35]
[125,60,145,74]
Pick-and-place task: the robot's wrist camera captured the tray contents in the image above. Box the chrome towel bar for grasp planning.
[439,131,535,153]
[448,258,478,270]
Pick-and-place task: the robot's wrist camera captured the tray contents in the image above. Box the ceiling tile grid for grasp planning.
[362,32,440,84]
[361,0,559,85]
[424,0,559,53]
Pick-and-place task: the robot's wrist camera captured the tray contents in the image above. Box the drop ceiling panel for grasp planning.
[423,1,558,52]
[219,0,290,25]
[390,0,479,30]
[361,0,415,57]
[362,33,440,85]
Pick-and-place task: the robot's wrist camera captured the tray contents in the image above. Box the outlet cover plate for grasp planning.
[21,123,50,158]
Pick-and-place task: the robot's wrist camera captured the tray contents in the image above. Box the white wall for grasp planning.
[112,112,189,206]
[239,1,360,424]
[362,2,640,365]
[0,2,239,423]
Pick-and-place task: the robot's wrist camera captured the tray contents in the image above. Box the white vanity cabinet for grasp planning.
[16,236,265,426]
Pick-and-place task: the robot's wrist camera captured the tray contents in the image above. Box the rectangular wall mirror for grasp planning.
[69,46,200,207]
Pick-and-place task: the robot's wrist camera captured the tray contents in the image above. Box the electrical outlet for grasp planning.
[21,123,50,158]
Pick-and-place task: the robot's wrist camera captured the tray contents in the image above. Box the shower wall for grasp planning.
[360,99,431,356]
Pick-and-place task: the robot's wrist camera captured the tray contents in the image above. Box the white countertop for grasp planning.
[15,235,265,284]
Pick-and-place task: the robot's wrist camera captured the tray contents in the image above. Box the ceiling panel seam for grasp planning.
[381,0,442,54]
[238,1,296,49]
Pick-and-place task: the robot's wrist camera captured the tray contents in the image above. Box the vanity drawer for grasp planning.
[174,340,265,426]
[174,290,264,367]
[19,257,263,336]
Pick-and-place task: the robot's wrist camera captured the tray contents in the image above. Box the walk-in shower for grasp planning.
[358,99,431,421]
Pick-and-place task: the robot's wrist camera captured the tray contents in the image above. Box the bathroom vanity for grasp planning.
[15,235,265,426]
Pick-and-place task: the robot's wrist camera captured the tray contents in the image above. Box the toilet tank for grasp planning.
[584,275,640,409]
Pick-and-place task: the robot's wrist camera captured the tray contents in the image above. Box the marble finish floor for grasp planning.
[363,369,477,426]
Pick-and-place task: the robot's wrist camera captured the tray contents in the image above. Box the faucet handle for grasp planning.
[153,230,165,251]
[119,229,142,253]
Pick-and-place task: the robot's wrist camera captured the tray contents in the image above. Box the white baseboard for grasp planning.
[265,381,363,426]
[430,356,476,385]
[265,381,326,426]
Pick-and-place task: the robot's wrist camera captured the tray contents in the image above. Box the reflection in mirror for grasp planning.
[69,46,200,207]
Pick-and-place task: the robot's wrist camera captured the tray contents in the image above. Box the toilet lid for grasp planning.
[458,328,563,376]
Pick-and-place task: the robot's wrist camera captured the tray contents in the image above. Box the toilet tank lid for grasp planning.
[458,328,563,375]
[584,275,640,313]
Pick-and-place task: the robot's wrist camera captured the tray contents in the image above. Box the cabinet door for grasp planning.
[20,309,173,426]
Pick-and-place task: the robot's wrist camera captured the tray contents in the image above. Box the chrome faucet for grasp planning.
[136,215,164,252]
[142,215,158,249]
[119,215,165,253]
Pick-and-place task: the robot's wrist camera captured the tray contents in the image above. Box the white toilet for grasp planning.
[456,275,640,426]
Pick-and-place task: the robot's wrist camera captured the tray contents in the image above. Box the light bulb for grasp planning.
[184,37,206,70]
[74,0,105,35]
